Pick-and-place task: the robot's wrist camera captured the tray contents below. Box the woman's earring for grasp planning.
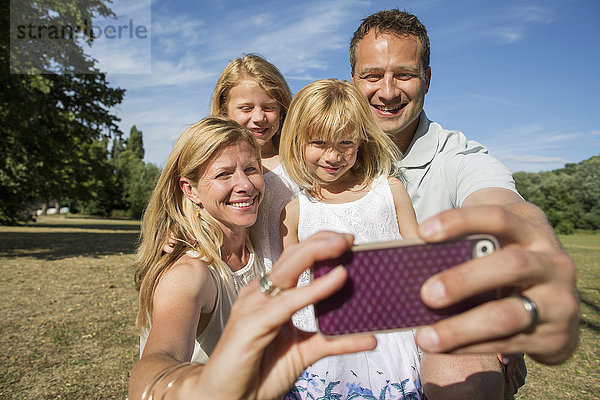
[195,202,203,217]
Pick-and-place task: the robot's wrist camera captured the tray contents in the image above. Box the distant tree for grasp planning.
[127,125,145,160]
[111,136,126,164]
[119,150,160,218]
[114,126,160,218]
[514,154,600,233]
[68,138,121,216]
[572,156,600,229]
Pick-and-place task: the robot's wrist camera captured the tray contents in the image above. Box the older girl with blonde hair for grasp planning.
[211,54,300,273]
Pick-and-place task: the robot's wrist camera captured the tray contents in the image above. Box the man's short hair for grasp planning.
[350,9,430,74]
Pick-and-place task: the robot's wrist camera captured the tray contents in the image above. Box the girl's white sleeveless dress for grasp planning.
[286,175,423,400]
[250,163,301,273]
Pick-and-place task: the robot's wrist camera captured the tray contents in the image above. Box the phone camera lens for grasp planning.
[474,240,495,257]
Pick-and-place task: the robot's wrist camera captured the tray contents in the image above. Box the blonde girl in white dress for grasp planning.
[279,79,423,400]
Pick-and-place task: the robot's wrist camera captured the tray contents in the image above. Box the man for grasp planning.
[350,9,579,399]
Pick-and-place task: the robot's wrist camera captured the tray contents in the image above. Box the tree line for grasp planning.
[514,155,600,234]
[69,125,160,219]
[2,1,598,231]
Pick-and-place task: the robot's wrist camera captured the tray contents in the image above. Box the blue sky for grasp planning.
[90,0,600,173]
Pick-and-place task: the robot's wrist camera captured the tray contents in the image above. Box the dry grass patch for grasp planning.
[0,217,598,399]
[1,216,139,399]
[515,232,600,399]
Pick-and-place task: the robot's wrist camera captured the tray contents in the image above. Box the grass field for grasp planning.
[0,216,598,399]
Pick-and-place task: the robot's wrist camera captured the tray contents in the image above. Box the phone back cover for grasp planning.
[313,237,497,336]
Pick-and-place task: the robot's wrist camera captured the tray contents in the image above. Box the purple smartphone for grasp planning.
[312,235,500,336]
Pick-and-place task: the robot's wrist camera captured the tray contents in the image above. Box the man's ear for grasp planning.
[179,177,201,205]
[424,66,431,94]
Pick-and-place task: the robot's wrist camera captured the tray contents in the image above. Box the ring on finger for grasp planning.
[510,293,538,332]
[259,273,281,297]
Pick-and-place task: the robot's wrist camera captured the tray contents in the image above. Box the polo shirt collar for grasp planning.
[400,111,438,168]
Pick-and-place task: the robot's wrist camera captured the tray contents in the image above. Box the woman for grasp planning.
[129,117,266,398]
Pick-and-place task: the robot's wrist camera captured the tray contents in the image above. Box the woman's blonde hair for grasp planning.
[133,116,261,331]
[210,54,292,146]
[280,79,402,197]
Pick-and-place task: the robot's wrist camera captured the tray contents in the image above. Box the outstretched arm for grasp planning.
[129,232,377,400]
[128,257,217,400]
[197,232,376,399]
[416,188,579,365]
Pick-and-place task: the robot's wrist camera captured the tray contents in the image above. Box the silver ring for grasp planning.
[510,293,538,332]
[259,273,281,297]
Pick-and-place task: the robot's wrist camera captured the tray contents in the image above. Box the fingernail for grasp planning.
[422,278,446,304]
[417,327,440,351]
[331,265,346,274]
[329,233,354,246]
[419,218,443,239]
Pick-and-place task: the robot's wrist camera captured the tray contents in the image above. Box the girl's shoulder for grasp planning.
[387,175,411,194]
[281,197,300,226]
[386,175,405,188]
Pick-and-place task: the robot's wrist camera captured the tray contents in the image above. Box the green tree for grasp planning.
[127,125,145,160]
[118,150,160,218]
[111,136,126,164]
[1,0,124,223]
[114,126,160,218]
[514,155,600,233]
[572,156,600,229]
[69,137,121,216]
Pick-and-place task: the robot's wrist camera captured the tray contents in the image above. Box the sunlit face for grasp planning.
[303,133,360,185]
[226,79,281,148]
[192,141,264,234]
[352,31,430,142]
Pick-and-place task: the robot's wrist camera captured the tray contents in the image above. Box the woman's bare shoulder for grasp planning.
[153,254,217,309]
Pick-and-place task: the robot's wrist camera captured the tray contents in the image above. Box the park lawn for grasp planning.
[515,232,600,399]
[0,216,140,399]
[0,216,598,399]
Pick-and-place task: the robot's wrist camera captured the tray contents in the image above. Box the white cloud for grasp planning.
[178,0,367,75]
[502,155,566,164]
[152,15,205,42]
[489,27,523,45]
[434,2,557,49]
[116,94,209,167]
[511,4,557,24]
[104,0,366,89]
[249,13,274,27]
[106,0,151,19]
[500,154,569,172]
[470,94,520,107]
[543,132,582,142]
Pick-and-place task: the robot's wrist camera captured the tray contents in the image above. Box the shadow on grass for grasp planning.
[0,231,139,259]
[31,222,141,231]
[581,318,600,333]
[579,295,600,333]
[580,295,600,313]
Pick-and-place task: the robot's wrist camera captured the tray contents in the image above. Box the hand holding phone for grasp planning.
[312,235,500,336]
